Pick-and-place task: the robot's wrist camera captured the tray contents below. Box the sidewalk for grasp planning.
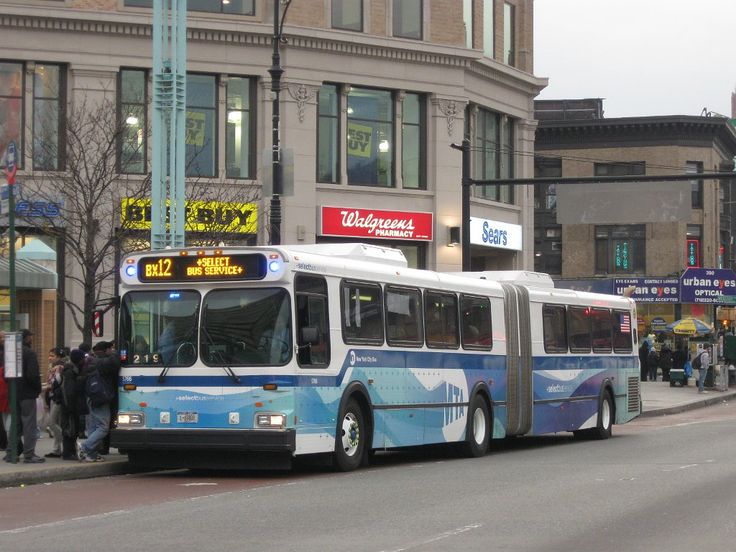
[2,382,735,488]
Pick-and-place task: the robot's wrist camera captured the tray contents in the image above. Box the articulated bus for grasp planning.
[111,243,641,470]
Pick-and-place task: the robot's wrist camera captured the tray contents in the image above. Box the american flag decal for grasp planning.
[620,313,631,333]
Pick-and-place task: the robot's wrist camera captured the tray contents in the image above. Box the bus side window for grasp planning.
[425,291,459,349]
[542,304,567,353]
[295,274,330,367]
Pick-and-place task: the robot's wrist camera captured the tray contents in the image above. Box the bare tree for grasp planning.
[24,93,262,343]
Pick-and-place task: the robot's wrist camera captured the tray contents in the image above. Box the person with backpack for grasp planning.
[647,346,660,382]
[77,341,119,462]
[44,347,67,458]
[696,344,712,394]
[60,349,86,460]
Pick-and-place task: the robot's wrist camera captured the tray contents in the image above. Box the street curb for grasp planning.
[640,392,736,418]
[0,460,144,489]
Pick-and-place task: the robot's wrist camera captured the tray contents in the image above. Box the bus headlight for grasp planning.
[117,412,145,426]
[255,412,286,429]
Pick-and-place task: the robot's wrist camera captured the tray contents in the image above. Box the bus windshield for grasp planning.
[200,288,292,366]
[120,288,293,367]
[120,290,200,366]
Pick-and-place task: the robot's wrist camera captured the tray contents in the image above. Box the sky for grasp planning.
[533,0,736,119]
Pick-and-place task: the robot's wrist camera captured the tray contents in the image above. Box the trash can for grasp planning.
[714,365,728,392]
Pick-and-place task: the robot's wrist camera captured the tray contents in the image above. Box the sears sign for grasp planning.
[469,217,522,251]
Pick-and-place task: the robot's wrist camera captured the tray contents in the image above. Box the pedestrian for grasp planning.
[697,344,712,394]
[18,329,44,463]
[60,349,86,460]
[647,345,659,382]
[658,343,673,382]
[77,340,119,462]
[44,347,67,458]
[672,341,689,385]
[638,340,649,382]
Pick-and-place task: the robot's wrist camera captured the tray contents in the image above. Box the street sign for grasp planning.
[4,332,22,379]
[3,141,17,185]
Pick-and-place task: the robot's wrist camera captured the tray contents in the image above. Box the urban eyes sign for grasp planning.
[679,268,736,304]
[613,278,679,303]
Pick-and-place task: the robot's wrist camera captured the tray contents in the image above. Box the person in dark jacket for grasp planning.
[672,341,688,385]
[77,341,120,462]
[18,329,44,463]
[647,346,660,382]
[60,349,86,460]
[658,343,673,382]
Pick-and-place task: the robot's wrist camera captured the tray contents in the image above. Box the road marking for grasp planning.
[0,510,130,535]
[179,482,219,486]
[661,464,698,472]
[381,523,483,552]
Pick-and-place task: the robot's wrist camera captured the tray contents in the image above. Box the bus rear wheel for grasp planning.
[334,398,366,471]
[575,389,614,440]
[462,394,490,457]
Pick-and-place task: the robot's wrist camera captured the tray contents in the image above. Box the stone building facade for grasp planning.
[0,0,544,347]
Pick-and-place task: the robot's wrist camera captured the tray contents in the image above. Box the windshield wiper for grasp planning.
[157,363,170,384]
[201,326,241,385]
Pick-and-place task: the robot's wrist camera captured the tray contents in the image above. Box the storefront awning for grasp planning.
[0,258,57,289]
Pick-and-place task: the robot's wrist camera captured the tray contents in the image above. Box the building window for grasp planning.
[594,161,645,176]
[484,0,495,58]
[226,76,255,179]
[347,87,393,187]
[595,225,646,274]
[463,0,474,48]
[0,62,23,170]
[686,224,702,267]
[332,0,362,31]
[186,74,216,178]
[687,161,703,208]
[473,108,514,204]
[317,84,339,183]
[393,0,423,40]
[118,69,147,174]
[534,156,561,210]
[124,0,255,15]
[474,108,498,200]
[503,2,515,66]
[401,93,424,189]
[33,64,64,171]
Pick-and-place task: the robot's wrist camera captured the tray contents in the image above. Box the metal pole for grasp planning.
[6,155,18,463]
[268,0,284,246]
[460,139,472,271]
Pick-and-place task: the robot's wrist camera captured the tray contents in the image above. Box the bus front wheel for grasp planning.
[334,398,366,471]
[462,394,490,457]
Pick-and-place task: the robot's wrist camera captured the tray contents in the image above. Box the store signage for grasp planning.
[320,206,433,241]
[650,317,668,333]
[138,253,266,282]
[686,239,700,267]
[469,217,522,251]
[121,198,258,234]
[613,278,679,303]
[680,267,736,304]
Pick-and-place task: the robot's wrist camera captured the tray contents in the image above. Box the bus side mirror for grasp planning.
[300,326,319,345]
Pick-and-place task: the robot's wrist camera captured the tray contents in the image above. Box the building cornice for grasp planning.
[0,5,545,93]
[536,115,736,154]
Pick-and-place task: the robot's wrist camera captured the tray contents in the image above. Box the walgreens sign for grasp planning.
[320,206,433,241]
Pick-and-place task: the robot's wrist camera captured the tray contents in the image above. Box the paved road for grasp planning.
[3,401,736,551]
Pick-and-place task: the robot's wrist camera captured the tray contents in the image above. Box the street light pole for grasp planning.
[268,0,292,246]
[451,139,472,271]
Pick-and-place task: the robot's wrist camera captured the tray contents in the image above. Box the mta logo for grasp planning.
[444,383,465,425]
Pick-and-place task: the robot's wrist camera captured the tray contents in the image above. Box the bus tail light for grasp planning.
[255,412,286,429]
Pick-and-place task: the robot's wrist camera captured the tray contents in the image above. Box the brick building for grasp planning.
[0,0,543,348]
[534,98,736,333]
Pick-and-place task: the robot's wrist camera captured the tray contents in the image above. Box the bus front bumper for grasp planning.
[111,428,296,453]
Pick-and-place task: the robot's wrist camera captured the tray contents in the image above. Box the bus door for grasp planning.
[500,283,532,436]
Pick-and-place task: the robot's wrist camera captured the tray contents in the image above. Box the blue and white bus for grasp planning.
[111,243,641,470]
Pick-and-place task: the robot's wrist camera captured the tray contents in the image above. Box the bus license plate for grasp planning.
[177,412,198,423]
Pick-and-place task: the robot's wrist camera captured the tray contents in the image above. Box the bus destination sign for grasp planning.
[138,254,267,282]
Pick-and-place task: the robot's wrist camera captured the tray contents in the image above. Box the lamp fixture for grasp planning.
[448,226,460,247]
